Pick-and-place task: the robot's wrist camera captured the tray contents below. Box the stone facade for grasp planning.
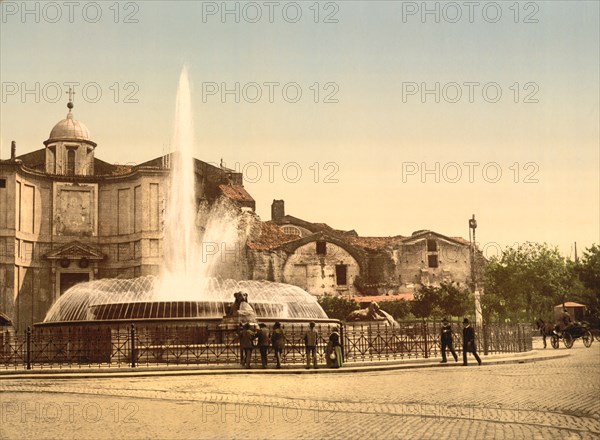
[248,200,476,299]
[0,104,253,331]
[0,104,477,331]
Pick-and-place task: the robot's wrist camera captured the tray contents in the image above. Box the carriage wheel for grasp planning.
[595,333,600,342]
[550,334,559,349]
[582,331,593,348]
[563,332,574,349]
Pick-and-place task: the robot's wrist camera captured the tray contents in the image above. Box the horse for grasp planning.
[535,318,557,348]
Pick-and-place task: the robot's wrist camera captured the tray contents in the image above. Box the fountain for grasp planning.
[38,66,330,331]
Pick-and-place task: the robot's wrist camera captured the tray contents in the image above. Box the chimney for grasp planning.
[11,141,16,160]
[271,199,285,221]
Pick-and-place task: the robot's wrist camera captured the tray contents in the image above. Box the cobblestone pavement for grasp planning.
[0,343,598,440]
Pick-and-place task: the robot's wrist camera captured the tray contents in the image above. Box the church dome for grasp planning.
[48,112,91,141]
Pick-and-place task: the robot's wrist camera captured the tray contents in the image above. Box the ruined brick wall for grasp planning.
[395,238,471,290]
[282,241,361,297]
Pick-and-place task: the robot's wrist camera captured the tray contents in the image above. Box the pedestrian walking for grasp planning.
[271,322,285,369]
[239,323,256,368]
[326,326,343,368]
[303,321,319,369]
[462,318,482,366]
[440,317,458,363]
[257,323,270,368]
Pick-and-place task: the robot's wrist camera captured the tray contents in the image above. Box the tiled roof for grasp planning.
[451,237,471,246]
[16,149,46,171]
[218,184,255,203]
[344,235,405,250]
[349,293,415,303]
[247,221,300,250]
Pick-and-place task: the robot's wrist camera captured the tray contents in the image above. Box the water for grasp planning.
[156,65,202,298]
[44,276,328,322]
[42,66,328,323]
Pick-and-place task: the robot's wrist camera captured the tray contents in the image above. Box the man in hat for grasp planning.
[462,318,482,366]
[257,323,270,368]
[440,318,458,363]
[271,322,285,369]
[239,323,256,369]
[303,321,319,369]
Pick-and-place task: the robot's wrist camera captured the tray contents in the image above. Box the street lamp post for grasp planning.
[469,214,487,354]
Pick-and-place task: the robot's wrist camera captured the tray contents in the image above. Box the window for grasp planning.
[282,226,301,237]
[316,241,327,255]
[0,178,5,188]
[428,254,438,268]
[427,239,437,252]
[48,146,56,174]
[66,149,76,175]
[336,264,347,286]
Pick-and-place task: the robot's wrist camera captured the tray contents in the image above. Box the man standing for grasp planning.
[271,322,285,369]
[304,321,319,369]
[239,323,256,369]
[462,318,482,366]
[440,317,458,363]
[257,323,270,368]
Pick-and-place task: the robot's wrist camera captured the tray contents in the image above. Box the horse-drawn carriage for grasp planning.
[536,319,594,349]
[551,322,594,348]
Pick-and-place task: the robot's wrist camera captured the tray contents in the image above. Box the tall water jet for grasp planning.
[157,66,202,298]
[41,66,331,328]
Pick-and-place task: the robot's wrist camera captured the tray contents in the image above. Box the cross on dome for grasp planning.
[66,87,75,111]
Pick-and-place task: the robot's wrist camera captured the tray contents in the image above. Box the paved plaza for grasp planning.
[0,341,598,440]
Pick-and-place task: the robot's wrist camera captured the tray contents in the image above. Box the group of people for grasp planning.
[439,317,482,366]
[238,321,343,369]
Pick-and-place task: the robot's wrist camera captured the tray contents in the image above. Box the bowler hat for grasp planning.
[463,318,470,324]
[442,317,448,323]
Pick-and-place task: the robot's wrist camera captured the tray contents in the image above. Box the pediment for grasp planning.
[45,241,104,260]
[402,231,467,247]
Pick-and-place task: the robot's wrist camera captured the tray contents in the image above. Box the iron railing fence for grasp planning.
[344,321,532,363]
[0,321,531,370]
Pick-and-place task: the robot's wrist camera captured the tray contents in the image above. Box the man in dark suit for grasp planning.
[462,318,482,366]
[440,317,458,363]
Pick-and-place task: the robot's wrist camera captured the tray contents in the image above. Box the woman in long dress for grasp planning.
[326,327,343,368]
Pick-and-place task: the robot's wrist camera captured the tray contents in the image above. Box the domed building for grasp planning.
[0,99,477,332]
[0,99,254,331]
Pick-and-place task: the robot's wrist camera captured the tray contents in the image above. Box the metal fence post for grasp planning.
[339,322,345,362]
[483,323,489,355]
[130,324,136,368]
[423,320,429,358]
[26,327,32,370]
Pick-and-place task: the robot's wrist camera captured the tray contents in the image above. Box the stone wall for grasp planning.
[282,241,361,297]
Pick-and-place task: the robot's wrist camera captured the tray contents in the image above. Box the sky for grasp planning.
[1,0,598,259]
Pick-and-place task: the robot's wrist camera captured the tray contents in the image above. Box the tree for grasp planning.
[317,295,359,321]
[483,242,571,323]
[412,285,443,319]
[573,244,600,327]
[378,300,412,321]
[411,283,473,320]
[437,282,474,318]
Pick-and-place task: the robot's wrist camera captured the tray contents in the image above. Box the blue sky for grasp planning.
[1,1,598,257]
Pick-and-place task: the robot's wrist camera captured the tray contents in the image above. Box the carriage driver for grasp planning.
[560,308,573,332]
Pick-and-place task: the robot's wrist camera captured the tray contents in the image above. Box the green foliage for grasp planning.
[438,282,474,317]
[412,283,473,319]
[483,242,572,323]
[317,295,359,320]
[577,245,600,293]
[377,300,412,320]
[412,285,441,318]
[573,245,600,328]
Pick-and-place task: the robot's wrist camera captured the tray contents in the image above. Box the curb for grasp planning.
[0,351,570,380]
